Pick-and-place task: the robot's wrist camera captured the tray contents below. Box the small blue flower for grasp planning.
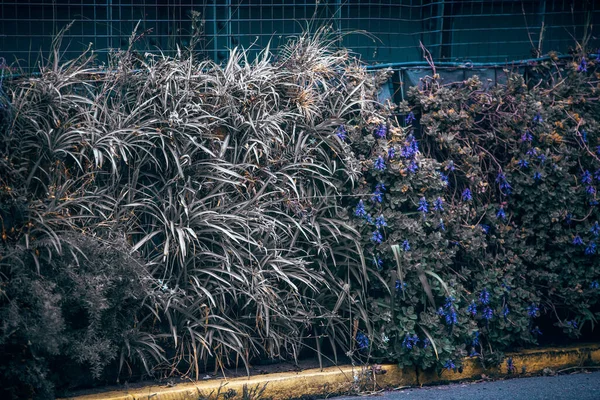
[590,281,599,289]
[479,288,490,305]
[595,170,600,181]
[376,182,386,192]
[438,219,446,231]
[402,240,410,251]
[582,170,593,184]
[481,224,490,234]
[443,297,458,325]
[418,197,429,214]
[482,306,493,320]
[470,348,480,357]
[502,305,510,319]
[374,156,386,171]
[365,214,374,224]
[444,360,456,371]
[374,124,387,139]
[375,214,387,229]
[407,160,418,173]
[496,172,512,195]
[573,235,584,246]
[533,171,542,181]
[371,189,383,203]
[501,282,511,291]
[354,200,366,217]
[585,242,597,255]
[538,154,547,163]
[395,280,407,291]
[402,334,419,349]
[472,331,480,346]
[446,160,455,171]
[405,111,416,125]
[356,332,369,350]
[533,112,543,124]
[587,186,596,195]
[527,303,539,317]
[467,301,477,316]
[567,320,578,329]
[371,230,383,244]
[526,147,537,157]
[597,145,600,156]
[336,125,347,140]
[578,57,588,72]
[518,159,529,168]
[439,172,449,186]
[388,146,396,159]
[423,338,430,348]
[566,213,573,225]
[521,131,533,142]
[496,207,506,220]
[581,129,588,143]
[462,188,473,201]
[590,221,600,236]
[434,197,444,212]
[373,257,383,270]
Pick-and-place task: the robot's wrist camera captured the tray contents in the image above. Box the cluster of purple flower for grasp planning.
[527,303,539,318]
[585,241,597,255]
[402,334,419,349]
[533,171,543,181]
[374,124,387,139]
[479,288,490,305]
[371,230,383,244]
[372,182,386,203]
[582,170,593,184]
[444,360,456,371]
[533,112,543,124]
[405,111,416,125]
[402,239,411,251]
[418,197,429,214]
[395,280,407,291]
[434,197,444,211]
[462,188,472,201]
[401,135,419,159]
[375,214,387,229]
[356,332,369,350]
[518,159,529,168]
[467,301,477,316]
[336,125,347,140]
[573,235,584,246]
[521,130,533,142]
[374,156,386,171]
[496,206,506,220]
[482,306,494,320]
[438,296,458,326]
[496,172,512,195]
[591,281,599,289]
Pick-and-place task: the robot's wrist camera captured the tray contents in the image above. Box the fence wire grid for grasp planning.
[1,0,599,72]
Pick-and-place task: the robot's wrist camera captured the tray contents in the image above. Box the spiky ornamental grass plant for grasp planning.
[0,26,388,397]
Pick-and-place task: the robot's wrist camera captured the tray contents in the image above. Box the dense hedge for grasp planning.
[348,55,600,371]
[1,27,599,398]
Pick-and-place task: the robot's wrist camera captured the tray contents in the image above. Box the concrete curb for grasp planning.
[63,343,600,400]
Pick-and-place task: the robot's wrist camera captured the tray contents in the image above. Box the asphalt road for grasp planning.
[333,371,600,400]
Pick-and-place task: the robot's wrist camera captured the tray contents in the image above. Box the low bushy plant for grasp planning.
[346,55,600,372]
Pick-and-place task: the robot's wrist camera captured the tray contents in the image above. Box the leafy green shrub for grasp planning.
[347,55,600,372]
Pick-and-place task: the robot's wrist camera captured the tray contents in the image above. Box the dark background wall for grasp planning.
[1,0,599,71]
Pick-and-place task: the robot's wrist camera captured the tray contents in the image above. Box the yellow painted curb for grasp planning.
[62,343,600,400]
